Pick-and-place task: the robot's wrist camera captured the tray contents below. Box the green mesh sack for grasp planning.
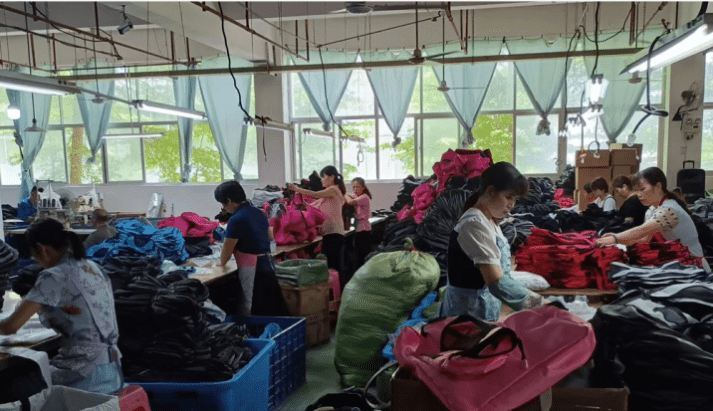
[334,250,440,387]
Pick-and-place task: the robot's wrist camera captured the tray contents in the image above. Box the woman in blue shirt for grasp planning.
[0,218,123,394]
[215,181,288,316]
[18,186,41,221]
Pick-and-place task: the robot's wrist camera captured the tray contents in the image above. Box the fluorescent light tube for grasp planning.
[6,105,20,120]
[342,135,366,143]
[132,100,206,120]
[623,14,713,74]
[587,75,608,105]
[0,70,81,96]
[244,116,295,132]
[102,133,164,140]
[303,128,334,138]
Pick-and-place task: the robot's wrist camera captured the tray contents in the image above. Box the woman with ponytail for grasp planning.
[345,177,373,268]
[439,162,546,321]
[288,165,348,288]
[0,218,123,394]
[595,167,709,271]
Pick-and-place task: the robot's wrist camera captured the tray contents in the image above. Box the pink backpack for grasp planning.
[393,306,596,411]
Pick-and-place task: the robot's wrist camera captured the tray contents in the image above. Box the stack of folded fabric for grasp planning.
[99,255,163,292]
[158,212,220,243]
[499,216,535,252]
[416,188,472,253]
[511,177,561,218]
[116,275,252,382]
[87,219,189,265]
[515,228,624,290]
[432,149,493,193]
[627,233,701,267]
[608,261,709,292]
[397,181,437,223]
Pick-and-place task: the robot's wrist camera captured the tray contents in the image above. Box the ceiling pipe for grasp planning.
[191,1,308,61]
[57,46,643,81]
[0,3,190,66]
[0,21,119,60]
[445,3,467,51]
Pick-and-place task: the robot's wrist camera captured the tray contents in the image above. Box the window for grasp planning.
[238,127,259,180]
[66,127,103,184]
[336,70,374,117]
[422,67,451,113]
[471,114,513,163]
[0,130,21,185]
[144,124,181,183]
[422,118,458,175]
[378,118,413,179]
[105,130,144,182]
[298,123,337,179]
[34,130,67,182]
[191,123,222,183]
[482,62,514,112]
[702,53,713,170]
[516,114,559,174]
[342,119,376,181]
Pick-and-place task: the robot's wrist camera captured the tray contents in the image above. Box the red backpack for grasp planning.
[393,306,596,411]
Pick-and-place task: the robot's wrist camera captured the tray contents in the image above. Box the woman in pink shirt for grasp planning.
[287,166,347,287]
[345,177,372,268]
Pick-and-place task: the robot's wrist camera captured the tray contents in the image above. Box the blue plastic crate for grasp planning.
[135,339,273,411]
[227,316,307,411]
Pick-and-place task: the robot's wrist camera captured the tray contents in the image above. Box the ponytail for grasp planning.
[65,231,86,260]
[663,188,690,214]
[320,165,346,195]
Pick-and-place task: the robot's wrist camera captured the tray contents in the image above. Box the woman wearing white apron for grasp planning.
[438,162,546,321]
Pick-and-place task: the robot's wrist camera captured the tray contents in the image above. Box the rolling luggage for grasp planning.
[677,160,705,204]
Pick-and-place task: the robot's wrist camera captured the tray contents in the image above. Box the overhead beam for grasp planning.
[0,3,189,66]
[57,47,643,81]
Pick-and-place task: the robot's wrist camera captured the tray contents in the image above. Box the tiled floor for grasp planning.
[276,336,342,411]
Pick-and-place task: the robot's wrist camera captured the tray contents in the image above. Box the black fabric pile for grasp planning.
[500,217,535,252]
[10,263,45,297]
[555,165,575,196]
[591,285,713,410]
[511,177,560,217]
[391,175,427,212]
[373,218,418,254]
[100,256,162,292]
[608,261,709,293]
[581,204,626,233]
[691,197,713,219]
[416,189,472,253]
[2,204,17,221]
[116,274,252,383]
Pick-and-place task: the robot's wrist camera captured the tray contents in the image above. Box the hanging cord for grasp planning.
[591,2,600,78]
[317,47,359,149]
[217,3,251,120]
[631,30,669,135]
[579,5,633,44]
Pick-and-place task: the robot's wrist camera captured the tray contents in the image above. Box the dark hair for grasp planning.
[633,167,689,212]
[583,183,592,194]
[463,162,528,211]
[351,177,372,199]
[214,181,247,205]
[590,177,609,193]
[26,218,85,260]
[320,166,346,195]
[92,208,109,222]
[611,175,632,190]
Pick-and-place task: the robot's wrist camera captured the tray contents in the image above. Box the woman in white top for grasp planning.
[591,177,617,212]
[594,167,709,271]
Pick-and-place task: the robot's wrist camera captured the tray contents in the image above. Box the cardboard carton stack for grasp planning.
[573,145,642,211]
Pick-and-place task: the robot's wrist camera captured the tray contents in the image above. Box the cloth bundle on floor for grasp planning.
[432,148,493,193]
[627,233,701,267]
[515,228,624,290]
[608,261,709,292]
[270,199,326,245]
[86,219,189,264]
[334,249,440,387]
[158,212,220,242]
[116,274,251,383]
[555,165,575,195]
[554,188,575,209]
[591,290,713,411]
[397,181,437,223]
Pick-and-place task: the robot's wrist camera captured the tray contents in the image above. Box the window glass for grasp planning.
[515,114,558,174]
[111,75,134,123]
[566,58,589,109]
[239,127,259,180]
[291,73,319,118]
[144,124,180,183]
[105,129,143,182]
[342,120,376,181]
[379,118,414,179]
[516,74,561,111]
[638,68,663,105]
[0,90,13,127]
[623,111,659,169]
[422,67,450,113]
[135,77,175,122]
[706,53,713,103]
[48,96,62,125]
[701,109,713,170]
[191,123,222,183]
[298,123,336,179]
[65,127,103,184]
[34,130,66,182]
[0,130,21,185]
[565,116,603,166]
[61,94,82,125]
[470,114,513,163]
[407,70,421,114]
[481,62,514,112]
[422,118,459,176]
[336,69,374,117]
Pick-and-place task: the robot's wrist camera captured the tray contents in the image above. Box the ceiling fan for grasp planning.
[408,5,455,65]
[331,1,447,15]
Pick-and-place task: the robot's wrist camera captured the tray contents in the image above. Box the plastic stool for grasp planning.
[118,385,151,411]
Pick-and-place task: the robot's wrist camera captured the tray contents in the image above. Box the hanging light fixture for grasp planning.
[303,128,334,138]
[24,118,44,133]
[132,100,206,120]
[102,132,163,140]
[6,105,20,120]
[586,74,608,106]
[244,116,295,133]
[0,70,81,96]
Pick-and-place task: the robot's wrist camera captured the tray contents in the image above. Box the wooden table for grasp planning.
[536,288,619,305]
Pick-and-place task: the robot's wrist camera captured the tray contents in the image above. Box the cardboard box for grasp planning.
[279,281,330,317]
[610,142,643,160]
[306,308,330,346]
[612,165,635,179]
[391,367,629,411]
[575,190,591,212]
[575,167,611,192]
[575,150,610,167]
[610,148,639,166]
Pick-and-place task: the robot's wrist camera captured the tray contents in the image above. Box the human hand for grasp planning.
[286,183,297,192]
[594,236,616,248]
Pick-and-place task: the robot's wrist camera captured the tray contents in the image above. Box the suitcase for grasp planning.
[677,160,705,204]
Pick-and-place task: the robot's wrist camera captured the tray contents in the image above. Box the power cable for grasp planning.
[631,30,669,135]
[217,3,251,120]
